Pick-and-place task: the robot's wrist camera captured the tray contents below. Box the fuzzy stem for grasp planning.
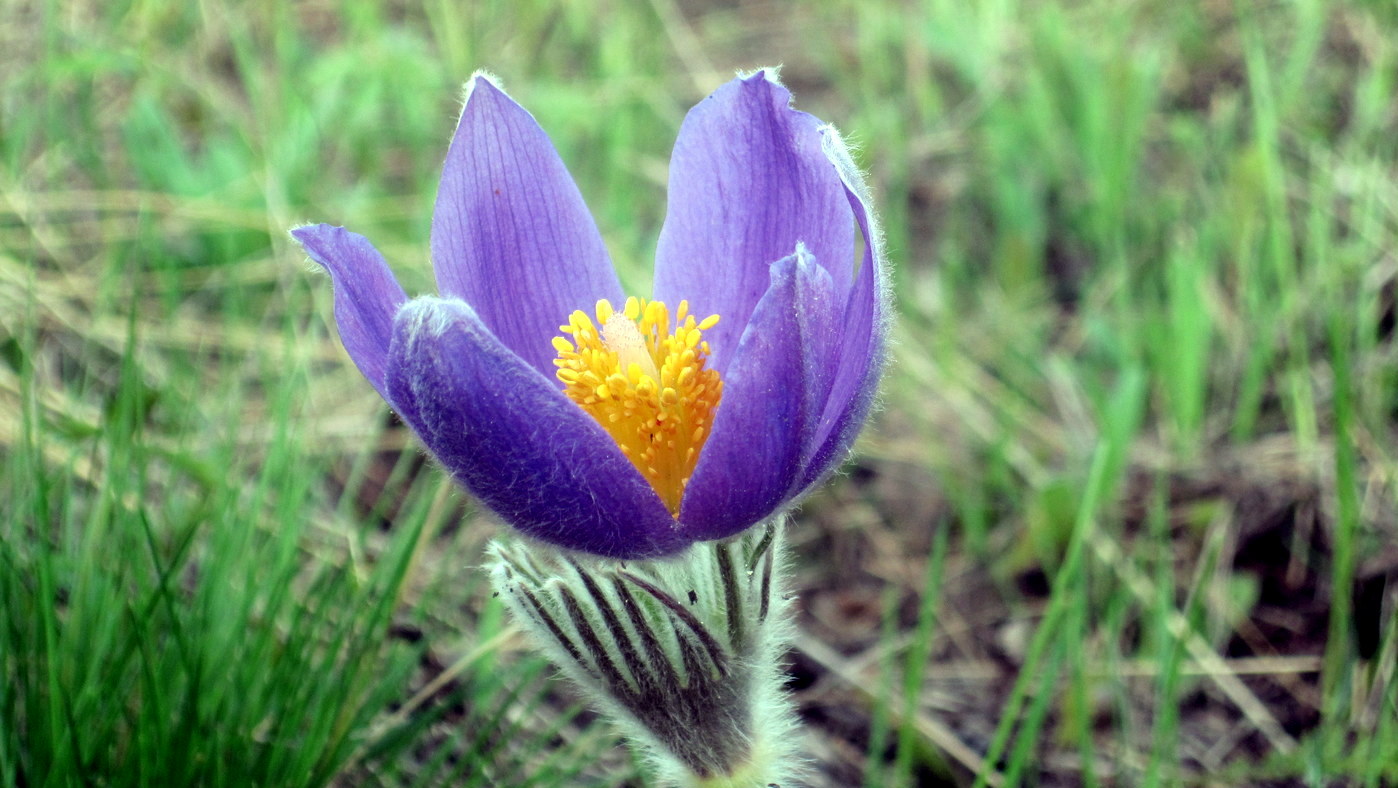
[489,518,804,787]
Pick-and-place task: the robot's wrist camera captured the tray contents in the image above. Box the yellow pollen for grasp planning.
[553,296,722,516]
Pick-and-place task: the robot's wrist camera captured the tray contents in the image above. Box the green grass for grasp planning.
[4,0,1398,785]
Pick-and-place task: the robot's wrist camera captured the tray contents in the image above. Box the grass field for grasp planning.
[4,0,1398,785]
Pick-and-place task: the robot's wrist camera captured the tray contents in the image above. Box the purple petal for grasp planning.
[796,132,890,492]
[386,297,686,559]
[292,224,408,404]
[653,72,855,374]
[680,247,838,540]
[431,75,623,380]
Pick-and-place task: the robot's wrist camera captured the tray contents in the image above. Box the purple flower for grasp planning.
[293,70,887,559]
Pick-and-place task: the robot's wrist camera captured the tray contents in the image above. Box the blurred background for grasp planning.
[4,0,1398,785]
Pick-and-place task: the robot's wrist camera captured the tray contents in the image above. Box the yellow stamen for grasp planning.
[553,296,722,516]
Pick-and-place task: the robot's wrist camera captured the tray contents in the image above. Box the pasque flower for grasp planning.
[293,70,886,559]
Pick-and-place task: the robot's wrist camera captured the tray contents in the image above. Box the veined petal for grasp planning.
[386,297,685,559]
[431,74,624,379]
[797,129,891,492]
[680,248,838,540]
[653,71,855,374]
[292,224,408,404]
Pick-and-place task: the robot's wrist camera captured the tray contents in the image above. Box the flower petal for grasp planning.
[653,71,856,374]
[292,224,408,404]
[430,74,624,379]
[680,247,838,540]
[386,297,686,559]
[796,130,891,491]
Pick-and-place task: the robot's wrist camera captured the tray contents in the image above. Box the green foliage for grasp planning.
[4,0,1397,784]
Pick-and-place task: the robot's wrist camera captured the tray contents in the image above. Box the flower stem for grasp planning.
[489,519,804,787]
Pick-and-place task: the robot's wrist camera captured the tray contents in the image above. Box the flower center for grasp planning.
[553,297,722,516]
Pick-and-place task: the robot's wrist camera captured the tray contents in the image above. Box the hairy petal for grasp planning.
[387,297,686,559]
[292,224,408,404]
[681,248,837,540]
[431,74,623,379]
[653,71,854,374]
[796,128,890,492]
